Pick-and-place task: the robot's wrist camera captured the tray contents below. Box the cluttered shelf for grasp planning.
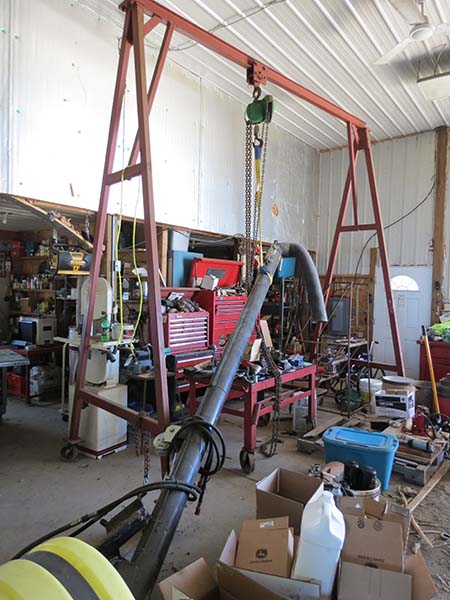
[10,255,51,261]
[12,288,54,293]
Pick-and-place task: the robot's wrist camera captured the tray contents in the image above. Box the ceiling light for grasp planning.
[410,20,434,41]
[418,70,450,99]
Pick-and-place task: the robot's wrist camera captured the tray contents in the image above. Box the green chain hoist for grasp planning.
[246,93,274,125]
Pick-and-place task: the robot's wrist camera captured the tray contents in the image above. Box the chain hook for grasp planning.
[253,124,263,149]
[252,85,262,100]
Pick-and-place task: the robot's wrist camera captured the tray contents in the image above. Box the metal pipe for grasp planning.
[122,242,325,598]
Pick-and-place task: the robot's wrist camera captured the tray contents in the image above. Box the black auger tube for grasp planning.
[278,242,327,324]
[123,242,325,599]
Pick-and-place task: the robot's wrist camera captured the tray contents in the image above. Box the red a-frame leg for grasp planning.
[68,3,172,455]
[314,126,404,376]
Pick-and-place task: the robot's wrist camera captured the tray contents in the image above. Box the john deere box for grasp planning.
[235,517,293,578]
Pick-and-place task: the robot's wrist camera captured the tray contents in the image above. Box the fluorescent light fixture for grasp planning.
[418,70,450,100]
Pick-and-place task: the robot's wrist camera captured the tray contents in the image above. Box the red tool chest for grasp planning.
[163,311,209,355]
[418,340,450,381]
[194,290,254,356]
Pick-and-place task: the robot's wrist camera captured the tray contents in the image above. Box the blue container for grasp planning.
[275,257,296,279]
[322,427,399,491]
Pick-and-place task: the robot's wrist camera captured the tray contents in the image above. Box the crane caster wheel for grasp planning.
[61,445,78,462]
[257,413,271,427]
[239,448,255,474]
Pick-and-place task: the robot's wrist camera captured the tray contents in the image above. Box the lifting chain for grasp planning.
[134,412,151,485]
[252,122,269,246]
[244,87,271,289]
[244,121,253,288]
[257,324,282,458]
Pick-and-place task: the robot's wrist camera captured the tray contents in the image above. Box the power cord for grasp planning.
[170,416,226,516]
[145,1,287,53]
[12,480,199,560]
[352,179,435,282]
[12,417,225,559]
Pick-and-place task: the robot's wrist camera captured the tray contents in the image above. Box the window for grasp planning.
[391,275,419,291]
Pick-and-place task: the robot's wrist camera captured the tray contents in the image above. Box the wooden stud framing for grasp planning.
[431,127,449,323]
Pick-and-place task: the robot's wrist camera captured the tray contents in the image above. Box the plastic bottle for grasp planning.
[100,313,111,343]
[291,490,345,599]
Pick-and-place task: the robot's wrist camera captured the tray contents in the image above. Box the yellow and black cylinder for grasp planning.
[0,537,134,599]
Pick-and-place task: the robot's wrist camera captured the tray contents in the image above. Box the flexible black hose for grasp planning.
[11,481,199,560]
[278,242,327,323]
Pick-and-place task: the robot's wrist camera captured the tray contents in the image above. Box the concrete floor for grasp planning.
[0,397,319,584]
[1,396,449,598]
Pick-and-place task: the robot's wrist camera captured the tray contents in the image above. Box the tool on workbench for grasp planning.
[422,325,440,413]
[399,433,435,453]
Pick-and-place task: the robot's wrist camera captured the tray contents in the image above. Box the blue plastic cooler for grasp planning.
[322,427,399,490]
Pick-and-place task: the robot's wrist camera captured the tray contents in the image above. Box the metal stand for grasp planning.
[67,0,403,455]
[315,126,404,375]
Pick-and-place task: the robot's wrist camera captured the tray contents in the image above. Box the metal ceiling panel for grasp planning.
[75,0,450,150]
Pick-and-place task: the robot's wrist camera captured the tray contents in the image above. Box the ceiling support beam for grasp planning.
[431,126,449,324]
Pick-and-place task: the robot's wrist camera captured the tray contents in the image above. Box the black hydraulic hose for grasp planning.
[278,242,327,324]
[121,242,326,599]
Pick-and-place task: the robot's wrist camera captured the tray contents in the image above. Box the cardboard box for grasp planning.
[259,319,273,349]
[158,558,218,600]
[338,553,437,600]
[341,514,404,572]
[218,530,320,600]
[404,553,437,600]
[243,338,262,362]
[338,496,411,550]
[256,468,323,534]
[338,561,411,600]
[375,390,415,419]
[235,517,294,578]
[337,497,437,600]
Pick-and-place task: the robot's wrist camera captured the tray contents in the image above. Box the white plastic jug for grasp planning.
[291,490,345,599]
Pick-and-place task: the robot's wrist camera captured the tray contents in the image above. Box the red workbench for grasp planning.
[186,363,316,473]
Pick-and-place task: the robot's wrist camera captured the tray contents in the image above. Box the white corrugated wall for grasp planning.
[317,131,436,276]
[0,0,319,250]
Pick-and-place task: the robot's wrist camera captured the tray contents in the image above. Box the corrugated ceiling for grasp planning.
[78,0,450,149]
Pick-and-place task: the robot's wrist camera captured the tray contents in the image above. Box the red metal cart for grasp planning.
[186,363,316,473]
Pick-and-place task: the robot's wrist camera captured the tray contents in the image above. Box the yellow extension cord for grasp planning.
[131,183,143,344]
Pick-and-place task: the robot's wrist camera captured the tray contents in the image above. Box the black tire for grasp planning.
[239,448,255,474]
[60,445,78,462]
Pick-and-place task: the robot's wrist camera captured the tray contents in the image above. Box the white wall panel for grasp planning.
[317,131,435,275]
[0,0,319,251]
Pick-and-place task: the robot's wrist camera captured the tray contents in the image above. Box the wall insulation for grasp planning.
[317,131,436,276]
[0,0,319,250]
